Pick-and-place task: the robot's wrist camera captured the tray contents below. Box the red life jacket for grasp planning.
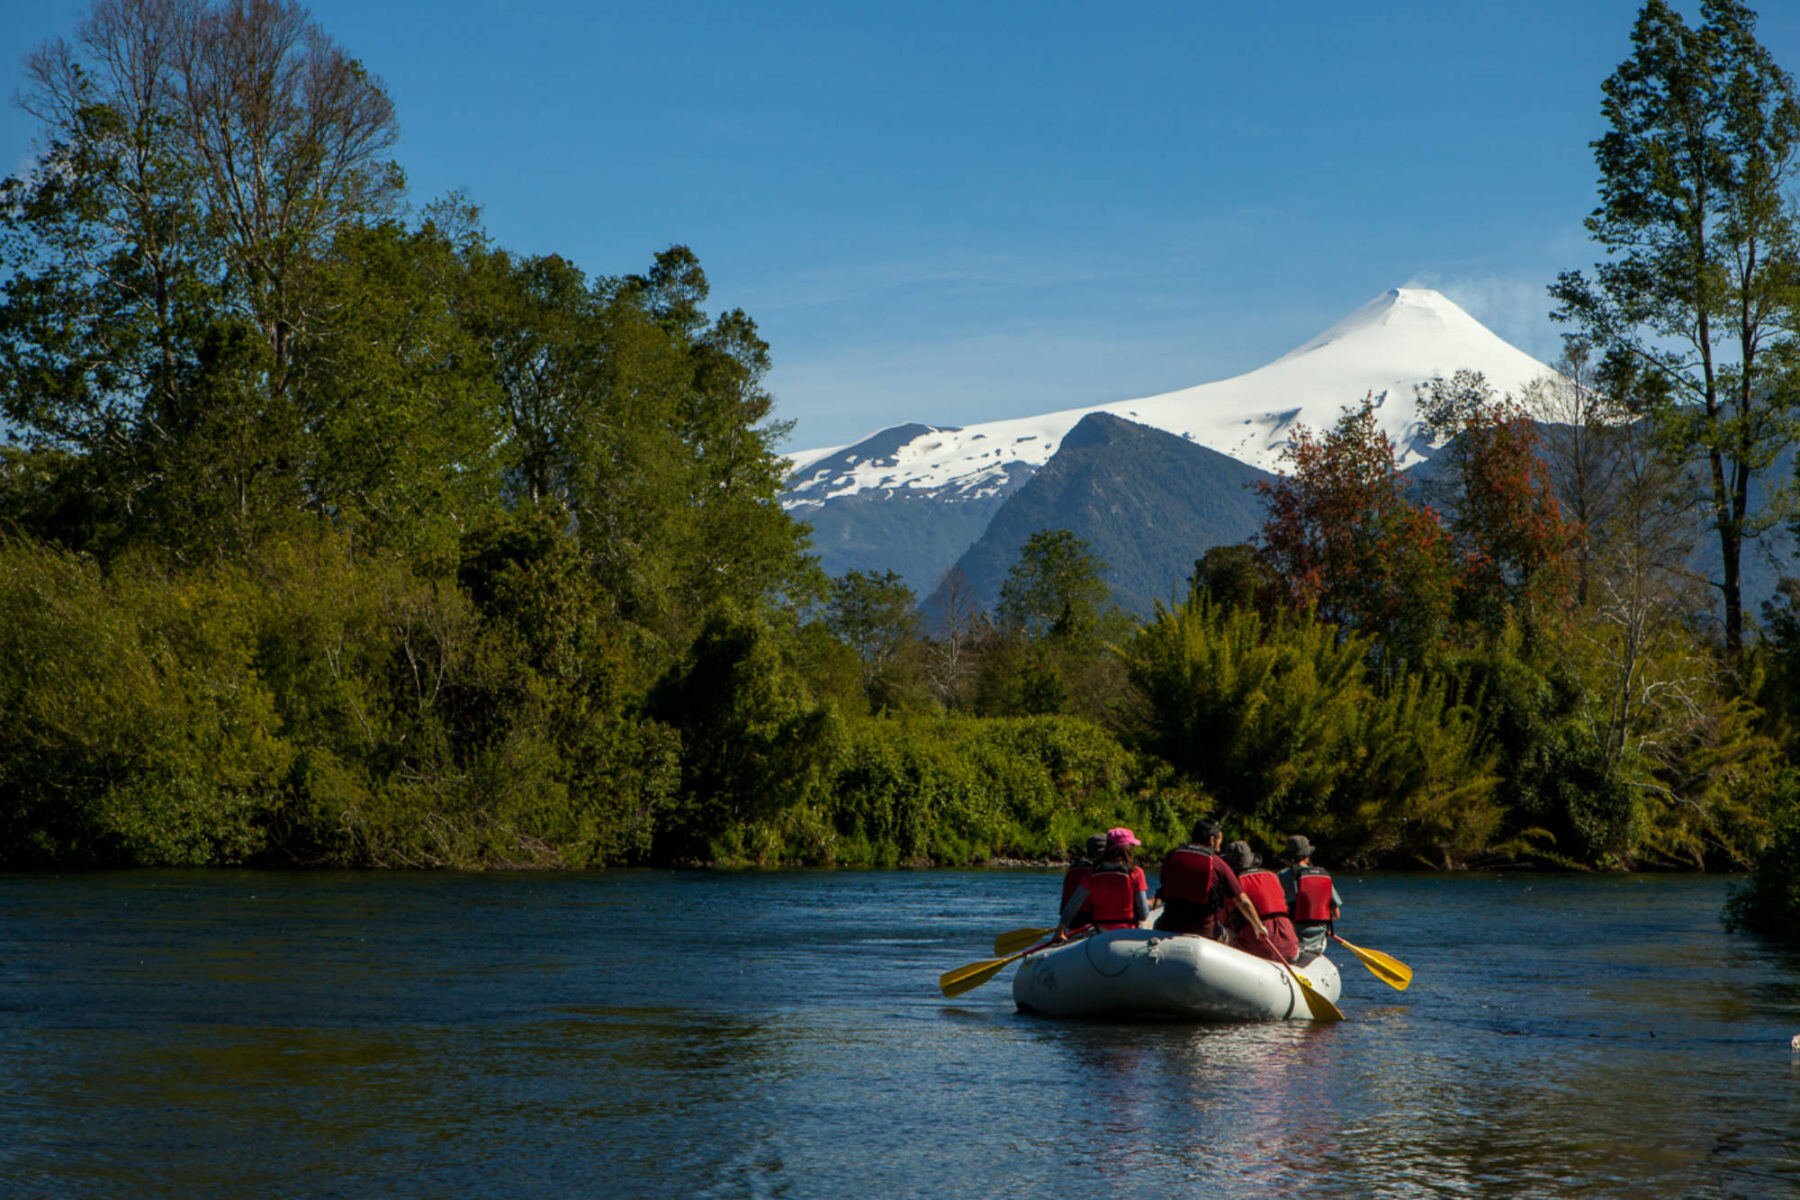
[1159,846,1222,904]
[1291,868,1335,924]
[1239,868,1288,920]
[1061,861,1092,907]
[1083,865,1138,928]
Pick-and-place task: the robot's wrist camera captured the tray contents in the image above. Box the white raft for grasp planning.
[1012,928,1341,1021]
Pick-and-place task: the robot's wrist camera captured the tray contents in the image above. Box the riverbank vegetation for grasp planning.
[4,0,1800,934]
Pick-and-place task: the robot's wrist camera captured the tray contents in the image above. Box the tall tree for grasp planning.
[996,529,1111,645]
[1523,341,1629,606]
[1258,402,1456,664]
[1,0,401,557]
[627,247,816,623]
[1420,370,1579,637]
[1552,0,1800,656]
[824,570,919,698]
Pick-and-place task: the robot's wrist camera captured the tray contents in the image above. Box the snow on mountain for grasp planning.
[783,287,1559,505]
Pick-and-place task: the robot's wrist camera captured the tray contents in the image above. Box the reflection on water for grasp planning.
[0,870,1796,1198]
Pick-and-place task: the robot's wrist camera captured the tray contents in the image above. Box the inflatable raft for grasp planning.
[1012,928,1341,1021]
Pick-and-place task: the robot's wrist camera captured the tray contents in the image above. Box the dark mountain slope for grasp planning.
[927,412,1274,617]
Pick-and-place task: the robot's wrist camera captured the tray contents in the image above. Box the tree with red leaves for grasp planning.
[1258,401,1455,665]
[1421,371,1580,638]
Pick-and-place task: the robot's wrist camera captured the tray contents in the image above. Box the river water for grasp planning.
[0,870,1796,1198]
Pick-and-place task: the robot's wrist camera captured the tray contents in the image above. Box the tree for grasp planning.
[1189,542,1276,613]
[1552,0,1800,656]
[1,0,402,558]
[626,247,817,622]
[1420,370,1579,637]
[1523,340,1629,606]
[648,605,842,861]
[923,563,991,709]
[996,529,1111,645]
[295,211,505,561]
[1258,402,1455,664]
[824,569,921,709]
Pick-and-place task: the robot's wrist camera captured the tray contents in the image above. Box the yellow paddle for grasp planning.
[1332,934,1412,991]
[939,938,1052,999]
[1285,960,1345,1022]
[1255,929,1344,1022]
[993,926,1056,956]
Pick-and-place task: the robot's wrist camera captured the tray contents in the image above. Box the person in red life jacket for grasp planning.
[1054,828,1149,938]
[1059,833,1108,926]
[1277,834,1341,964]
[1222,841,1300,963]
[1154,818,1267,944]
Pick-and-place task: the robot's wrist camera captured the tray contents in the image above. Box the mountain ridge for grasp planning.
[784,287,1563,599]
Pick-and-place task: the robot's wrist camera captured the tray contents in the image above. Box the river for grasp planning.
[0,870,1795,1198]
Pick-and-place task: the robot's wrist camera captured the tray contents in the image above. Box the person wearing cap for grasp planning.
[1059,833,1108,926]
[1222,841,1300,962]
[1155,818,1267,944]
[1054,827,1149,936]
[1278,834,1341,963]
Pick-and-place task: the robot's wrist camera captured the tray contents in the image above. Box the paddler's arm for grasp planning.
[1133,890,1149,926]
[1055,885,1091,939]
[1233,892,1267,941]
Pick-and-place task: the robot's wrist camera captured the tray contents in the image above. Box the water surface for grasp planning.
[1,871,1796,1198]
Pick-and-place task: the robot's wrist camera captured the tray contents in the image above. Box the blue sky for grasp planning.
[7,0,1800,452]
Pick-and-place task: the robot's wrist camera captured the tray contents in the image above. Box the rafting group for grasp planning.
[1058,819,1339,965]
[938,816,1411,1021]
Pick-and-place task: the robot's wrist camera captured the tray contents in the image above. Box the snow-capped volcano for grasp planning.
[784,287,1558,504]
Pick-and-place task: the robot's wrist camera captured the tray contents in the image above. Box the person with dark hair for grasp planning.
[1059,833,1108,927]
[1155,818,1266,944]
[1055,827,1149,937]
[1223,841,1299,963]
[1278,834,1341,964]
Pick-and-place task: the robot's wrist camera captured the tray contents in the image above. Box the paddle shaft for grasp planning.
[939,936,1058,998]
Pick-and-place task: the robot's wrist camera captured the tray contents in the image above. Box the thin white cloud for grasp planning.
[1404,269,1566,364]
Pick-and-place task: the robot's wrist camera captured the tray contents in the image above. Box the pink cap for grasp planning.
[1105,826,1141,848]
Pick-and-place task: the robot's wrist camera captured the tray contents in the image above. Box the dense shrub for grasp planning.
[1725,771,1800,940]
[1121,595,1503,867]
[0,541,290,864]
[737,715,1197,868]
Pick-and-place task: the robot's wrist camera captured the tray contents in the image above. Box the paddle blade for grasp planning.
[1334,935,1413,991]
[1288,964,1346,1023]
[993,927,1056,956]
[938,952,1018,998]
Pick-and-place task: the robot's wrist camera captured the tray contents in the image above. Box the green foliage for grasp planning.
[1189,543,1276,613]
[1553,0,1800,653]
[1121,594,1502,867]
[297,216,506,563]
[824,569,925,712]
[0,540,290,864]
[997,529,1112,646]
[1725,770,1800,940]
[804,715,1191,868]
[649,605,844,860]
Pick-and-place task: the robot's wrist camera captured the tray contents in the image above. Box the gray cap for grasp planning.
[1283,834,1314,862]
[1224,840,1257,873]
[1085,834,1108,858]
